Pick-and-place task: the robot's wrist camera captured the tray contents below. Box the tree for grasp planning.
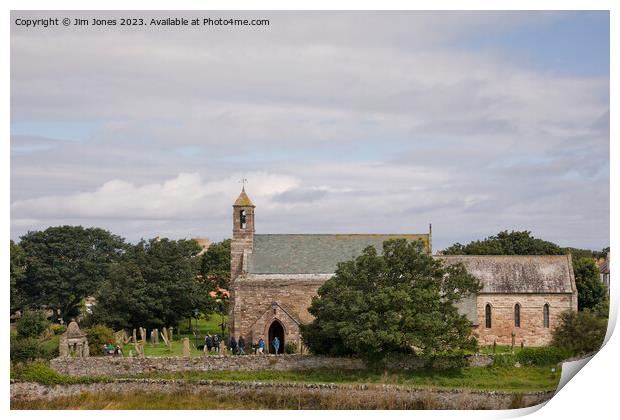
[15,309,49,339]
[91,238,216,331]
[199,239,231,289]
[552,310,607,356]
[301,239,481,361]
[442,230,563,256]
[572,258,607,311]
[16,226,127,321]
[10,240,27,314]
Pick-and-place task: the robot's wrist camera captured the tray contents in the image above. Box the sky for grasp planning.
[10,11,610,251]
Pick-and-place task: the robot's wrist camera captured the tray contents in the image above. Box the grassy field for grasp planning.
[12,361,561,393]
[132,314,228,357]
[14,387,528,410]
[140,366,561,393]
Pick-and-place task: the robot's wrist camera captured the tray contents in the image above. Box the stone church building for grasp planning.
[229,188,577,353]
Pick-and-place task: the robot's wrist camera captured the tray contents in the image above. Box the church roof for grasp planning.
[436,255,575,294]
[233,188,254,207]
[247,234,430,274]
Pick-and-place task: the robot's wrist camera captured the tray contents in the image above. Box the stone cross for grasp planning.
[182,337,190,357]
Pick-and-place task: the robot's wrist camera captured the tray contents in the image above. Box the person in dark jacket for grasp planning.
[229,336,238,355]
[213,334,220,353]
[238,336,246,355]
[205,334,213,353]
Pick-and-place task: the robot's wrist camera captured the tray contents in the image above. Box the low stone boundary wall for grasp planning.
[50,354,366,376]
[50,354,494,377]
[10,379,552,409]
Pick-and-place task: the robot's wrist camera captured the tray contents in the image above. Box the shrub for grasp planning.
[51,324,67,335]
[493,353,517,368]
[552,310,607,356]
[15,310,49,339]
[86,324,116,355]
[516,347,569,366]
[10,337,41,363]
[11,361,65,385]
[285,342,297,354]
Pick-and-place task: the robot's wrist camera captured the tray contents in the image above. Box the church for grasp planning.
[228,188,578,353]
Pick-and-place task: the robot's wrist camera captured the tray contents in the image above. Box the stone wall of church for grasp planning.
[475,293,576,347]
[231,276,326,347]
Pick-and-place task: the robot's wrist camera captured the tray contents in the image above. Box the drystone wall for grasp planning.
[50,354,493,377]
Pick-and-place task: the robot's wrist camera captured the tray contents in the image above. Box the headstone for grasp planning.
[59,335,69,357]
[168,327,174,341]
[132,328,137,344]
[492,340,496,354]
[182,337,190,357]
[161,329,170,348]
[511,332,516,349]
[154,328,159,345]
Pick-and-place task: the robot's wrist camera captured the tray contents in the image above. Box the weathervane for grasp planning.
[239,177,248,191]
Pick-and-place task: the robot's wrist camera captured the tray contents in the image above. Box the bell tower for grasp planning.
[231,186,255,282]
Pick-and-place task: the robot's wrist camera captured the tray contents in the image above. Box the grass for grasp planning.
[12,362,560,393]
[11,388,480,410]
[144,366,560,393]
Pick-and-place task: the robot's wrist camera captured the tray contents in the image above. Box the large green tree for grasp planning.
[442,230,563,255]
[16,226,126,320]
[10,240,27,314]
[91,238,216,331]
[199,239,231,289]
[301,239,481,361]
[572,258,607,311]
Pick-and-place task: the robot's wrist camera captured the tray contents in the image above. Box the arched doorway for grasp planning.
[268,320,285,354]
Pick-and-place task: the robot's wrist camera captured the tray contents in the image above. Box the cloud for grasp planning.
[11,172,299,221]
[10,11,609,250]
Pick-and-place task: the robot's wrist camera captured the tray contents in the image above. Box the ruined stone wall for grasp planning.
[475,293,574,347]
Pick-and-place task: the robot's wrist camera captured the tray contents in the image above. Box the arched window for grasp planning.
[485,304,492,328]
[514,304,521,328]
[240,209,247,229]
[543,304,550,328]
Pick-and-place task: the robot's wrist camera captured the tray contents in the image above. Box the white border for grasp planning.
[3,2,616,420]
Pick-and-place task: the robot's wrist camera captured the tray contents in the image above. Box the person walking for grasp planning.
[257,337,265,355]
[205,334,213,353]
[272,336,280,355]
[229,336,238,355]
[213,334,220,354]
[238,336,246,355]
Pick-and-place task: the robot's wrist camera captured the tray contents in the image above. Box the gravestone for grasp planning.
[182,337,190,357]
[132,328,137,344]
[153,328,159,345]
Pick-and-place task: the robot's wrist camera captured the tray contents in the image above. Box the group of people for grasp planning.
[203,333,221,353]
[203,334,282,355]
[102,343,122,356]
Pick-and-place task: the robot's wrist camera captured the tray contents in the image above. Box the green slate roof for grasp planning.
[247,234,430,274]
